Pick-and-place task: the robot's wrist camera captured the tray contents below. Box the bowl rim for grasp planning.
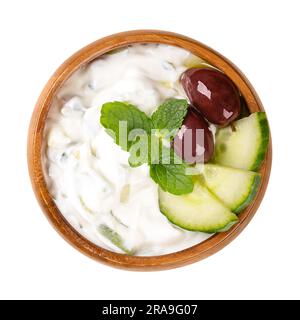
[27,30,272,271]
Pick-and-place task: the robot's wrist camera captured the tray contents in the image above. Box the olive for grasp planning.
[173,107,214,163]
[181,68,241,126]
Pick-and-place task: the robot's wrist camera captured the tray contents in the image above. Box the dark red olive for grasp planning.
[181,68,241,126]
[173,107,214,163]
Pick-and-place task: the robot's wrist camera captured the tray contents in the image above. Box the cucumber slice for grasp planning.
[159,181,238,233]
[214,112,269,171]
[201,164,261,213]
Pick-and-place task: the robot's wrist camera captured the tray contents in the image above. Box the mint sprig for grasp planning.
[100,99,193,195]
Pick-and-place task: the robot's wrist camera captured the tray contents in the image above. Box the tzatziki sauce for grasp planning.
[43,44,212,256]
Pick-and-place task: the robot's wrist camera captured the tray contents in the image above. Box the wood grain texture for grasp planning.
[27,30,272,271]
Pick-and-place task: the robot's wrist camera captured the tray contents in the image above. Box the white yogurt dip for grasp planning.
[43,44,212,256]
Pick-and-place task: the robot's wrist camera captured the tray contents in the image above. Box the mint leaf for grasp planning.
[151,99,188,137]
[150,162,194,195]
[100,101,152,151]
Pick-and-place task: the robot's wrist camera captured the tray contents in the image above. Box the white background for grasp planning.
[0,0,299,300]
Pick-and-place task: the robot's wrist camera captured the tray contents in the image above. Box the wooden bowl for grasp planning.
[28,30,272,271]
